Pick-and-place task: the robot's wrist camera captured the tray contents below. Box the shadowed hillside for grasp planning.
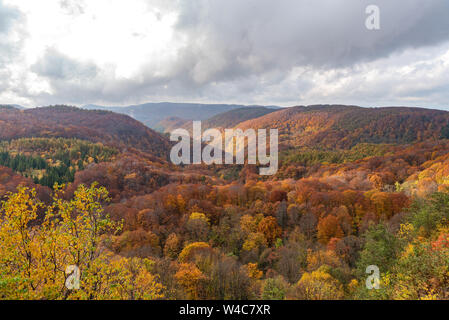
[0,105,170,158]
[84,102,280,128]
[156,106,277,133]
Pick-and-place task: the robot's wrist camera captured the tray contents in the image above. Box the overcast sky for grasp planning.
[1,0,449,109]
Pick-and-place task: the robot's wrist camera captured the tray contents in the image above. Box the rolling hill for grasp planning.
[83,102,280,128]
[155,106,277,133]
[200,107,277,130]
[154,116,191,133]
[237,105,449,149]
[0,105,170,158]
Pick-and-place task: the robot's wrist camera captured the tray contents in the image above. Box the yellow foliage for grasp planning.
[240,214,257,234]
[178,242,211,263]
[246,263,263,280]
[242,232,267,252]
[295,266,344,300]
[175,263,206,300]
[398,223,415,241]
[347,279,359,295]
[189,212,210,225]
[0,184,163,300]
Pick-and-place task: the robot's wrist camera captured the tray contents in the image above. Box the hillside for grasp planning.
[2,104,449,300]
[201,107,277,130]
[154,117,191,133]
[0,106,170,158]
[83,102,280,128]
[0,105,24,110]
[237,105,449,149]
[155,106,277,133]
[0,138,118,188]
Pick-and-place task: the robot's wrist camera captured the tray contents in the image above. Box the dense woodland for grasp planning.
[1,105,449,300]
[0,138,117,187]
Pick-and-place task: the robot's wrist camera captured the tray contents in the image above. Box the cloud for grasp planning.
[0,0,18,32]
[3,0,449,108]
[0,0,24,102]
[59,0,85,16]
[31,48,98,80]
[0,0,22,64]
[172,0,449,82]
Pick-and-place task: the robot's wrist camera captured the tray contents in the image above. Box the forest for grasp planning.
[0,138,117,188]
[0,105,449,300]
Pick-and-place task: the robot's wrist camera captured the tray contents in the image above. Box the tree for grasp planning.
[164,233,182,259]
[317,215,344,245]
[240,214,257,234]
[262,277,287,300]
[186,212,210,241]
[292,266,344,300]
[175,263,206,299]
[356,224,401,277]
[0,184,164,300]
[257,216,282,246]
[299,212,317,239]
[179,242,211,263]
[242,232,267,252]
[245,263,263,280]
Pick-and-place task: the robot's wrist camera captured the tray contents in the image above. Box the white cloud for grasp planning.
[1,0,449,108]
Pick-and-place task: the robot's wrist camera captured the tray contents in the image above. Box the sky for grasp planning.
[0,0,449,109]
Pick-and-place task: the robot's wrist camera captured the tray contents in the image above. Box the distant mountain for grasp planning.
[237,105,449,149]
[83,102,280,128]
[155,106,278,133]
[201,107,277,130]
[0,104,24,110]
[0,105,170,158]
[154,117,191,133]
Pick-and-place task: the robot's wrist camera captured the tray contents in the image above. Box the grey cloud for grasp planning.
[173,0,449,83]
[0,0,23,97]
[16,1,449,108]
[0,0,19,33]
[31,48,99,80]
[59,0,85,16]
[0,0,22,62]
[27,48,171,105]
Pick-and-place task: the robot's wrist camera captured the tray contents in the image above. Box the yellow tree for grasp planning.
[175,263,207,299]
[293,266,344,300]
[257,216,282,246]
[0,187,44,299]
[0,183,164,300]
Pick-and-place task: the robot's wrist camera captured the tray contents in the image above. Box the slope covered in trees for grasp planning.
[0,138,118,188]
[0,106,170,158]
[237,105,449,149]
[1,104,449,300]
[155,107,277,133]
[155,117,191,133]
[84,102,280,128]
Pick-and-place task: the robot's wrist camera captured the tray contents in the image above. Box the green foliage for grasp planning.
[0,184,164,300]
[0,138,117,188]
[262,277,286,300]
[408,193,449,237]
[356,224,402,277]
[440,123,449,139]
[281,143,392,167]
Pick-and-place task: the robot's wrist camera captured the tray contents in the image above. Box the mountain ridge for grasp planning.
[82,102,281,128]
[237,104,449,149]
[0,105,170,158]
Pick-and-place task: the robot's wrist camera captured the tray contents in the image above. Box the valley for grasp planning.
[1,104,449,300]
